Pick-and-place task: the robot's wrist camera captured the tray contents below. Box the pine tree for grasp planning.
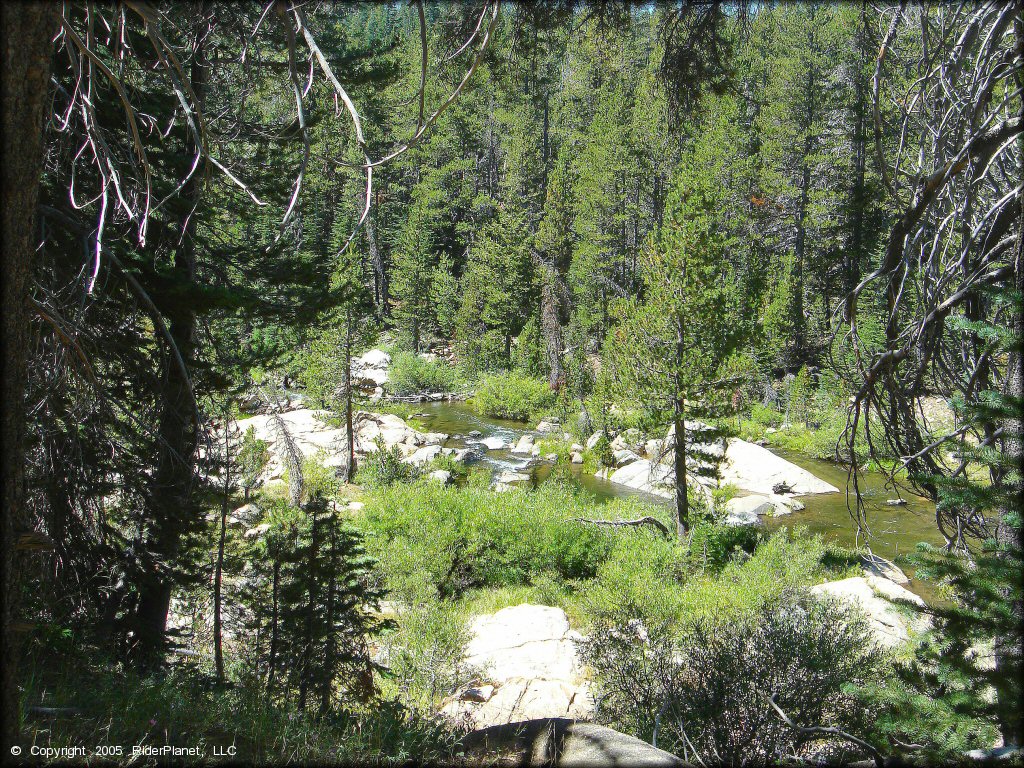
[604,167,744,539]
[391,182,441,352]
[242,492,386,710]
[454,202,536,372]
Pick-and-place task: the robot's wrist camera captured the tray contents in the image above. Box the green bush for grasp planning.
[388,351,461,396]
[357,436,418,487]
[473,371,556,422]
[580,527,831,629]
[749,401,782,428]
[687,520,763,570]
[357,482,658,600]
[377,598,472,712]
[579,589,883,764]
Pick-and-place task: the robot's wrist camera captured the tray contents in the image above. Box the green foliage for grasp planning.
[687,520,763,571]
[472,371,556,422]
[19,654,457,764]
[357,436,418,488]
[358,481,645,601]
[580,526,831,629]
[387,351,461,396]
[237,426,271,499]
[579,590,883,763]
[859,368,1022,758]
[377,599,472,712]
[239,495,386,711]
[512,315,546,379]
[454,203,537,372]
[786,366,815,427]
[392,182,442,352]
[591,434,616,469]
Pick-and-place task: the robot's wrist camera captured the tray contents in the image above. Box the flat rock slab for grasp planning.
[441,605,592,728]
[810,575,929,648]
[719,439,839,495]
[860,553,910,585]
[463,718,684,767]
[597,439,836,501]
[603,460,675,499]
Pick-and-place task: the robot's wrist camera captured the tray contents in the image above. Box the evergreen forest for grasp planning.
[1,2,1021,765]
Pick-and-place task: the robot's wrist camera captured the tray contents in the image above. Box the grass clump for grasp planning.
[19,650,459,765]
[473,371,556,422]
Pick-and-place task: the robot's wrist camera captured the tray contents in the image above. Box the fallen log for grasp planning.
[573,516,670,537]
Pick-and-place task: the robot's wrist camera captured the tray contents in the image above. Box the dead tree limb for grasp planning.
[573,516,671,537]
[764,693,888,768]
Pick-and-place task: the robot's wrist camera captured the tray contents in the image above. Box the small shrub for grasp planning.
[357,436,417,487]
[579,589,882,764]
[388,351,461,396]
[592,434,616,468]
[687,520,763,571]
[378,598,473,712]
[473,371,556,422]
[750,402,782,428]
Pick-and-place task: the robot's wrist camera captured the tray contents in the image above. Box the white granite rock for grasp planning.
[511,434,535,454]
[440,605,592,728]
[404,444,443,466]
[719,438,839,495]
[810,575,928,648]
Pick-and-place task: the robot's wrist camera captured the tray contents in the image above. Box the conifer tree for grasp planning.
[605,167,743,539]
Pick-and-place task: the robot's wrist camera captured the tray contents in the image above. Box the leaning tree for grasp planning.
[841,0,1022,745]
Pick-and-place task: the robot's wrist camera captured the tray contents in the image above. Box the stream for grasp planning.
[408,400,946,598]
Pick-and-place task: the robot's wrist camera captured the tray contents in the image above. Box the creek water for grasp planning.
[409,400,946,597]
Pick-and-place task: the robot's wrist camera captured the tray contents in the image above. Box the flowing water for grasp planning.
[409,400,946,598]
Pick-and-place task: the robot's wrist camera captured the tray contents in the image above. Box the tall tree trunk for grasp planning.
[2,3,56,753]
[673,315,690,541]
[265,558,280,702]
[672,410,689,542]
[213,406,231,682]
[134,4,211,666]
[366,211,388,316]
[343,310,356,483]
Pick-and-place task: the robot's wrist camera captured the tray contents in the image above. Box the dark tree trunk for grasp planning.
[213,408,231,682]
[673,410,689,542]
[2,2,56,753]
[343,311,356,483]
[366,211,388,315]
[673,315,690,541]
[133,4,211,666]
